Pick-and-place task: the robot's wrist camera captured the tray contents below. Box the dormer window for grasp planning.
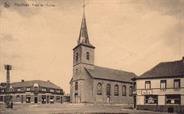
[86,52,90,60]
[33,83,39,88]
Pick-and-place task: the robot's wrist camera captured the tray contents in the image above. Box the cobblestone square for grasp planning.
[0,103,175,114]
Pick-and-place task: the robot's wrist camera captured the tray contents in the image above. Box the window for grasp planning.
[0,96,3,101]
[145,95,158,104]
[41,88,47,92]
[76,69,78,74]
[1,89,4,93]
[50,89,54,93]
[75,82,78,91]
[76,53,79,62]
[26,88,31,91]
[86,52,90,60]
[16,95,20,101]
[56,90,61,93]
[114,84,119,96]
[106,84,111,96]
[122,85,126,96]
[174,79,180,89]
[160,80,167,89]
[145,81,151,89]
[33,83,39,88]
[166,95,181,104]
[56,96,61,101]
[129,86,133,96]
[97,83,102,95]
[17,88,21,92]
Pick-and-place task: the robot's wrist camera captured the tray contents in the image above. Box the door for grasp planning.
[21,95,24,103]
[107,96,110,103]
[34,97,38,103]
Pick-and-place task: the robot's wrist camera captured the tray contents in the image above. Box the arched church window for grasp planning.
[129,86,133,96]
[75,82,78,91]
[97,83,102,95]
[122,85,126,96]
[76,53,79,62]
[106,84,111,96]
[86,52,90,60]
[114,84,119,96]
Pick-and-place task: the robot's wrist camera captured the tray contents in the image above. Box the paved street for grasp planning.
[0,103,176,114]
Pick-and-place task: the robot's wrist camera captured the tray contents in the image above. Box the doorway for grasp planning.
[34,97,38,103]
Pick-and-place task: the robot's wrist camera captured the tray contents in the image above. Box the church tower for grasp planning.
[70,2,95,103]
[73,12,95,67]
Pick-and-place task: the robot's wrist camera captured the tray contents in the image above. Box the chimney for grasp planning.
[21,80,24,82]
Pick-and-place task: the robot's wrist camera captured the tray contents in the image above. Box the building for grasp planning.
[135,57,184,113]
[70,10,137,104]
[0,80,64,104]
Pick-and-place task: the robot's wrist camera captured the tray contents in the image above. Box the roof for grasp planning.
[85,66,137,82]
[10,80,61,89]
[137,58,184,79]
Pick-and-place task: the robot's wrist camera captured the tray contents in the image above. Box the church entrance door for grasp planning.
[107,96,110,103]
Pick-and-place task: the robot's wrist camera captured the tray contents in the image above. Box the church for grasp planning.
[70,9,137,104]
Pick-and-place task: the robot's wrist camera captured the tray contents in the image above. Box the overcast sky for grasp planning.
[0,0,184,93]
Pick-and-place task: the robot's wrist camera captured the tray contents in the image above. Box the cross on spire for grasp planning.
[83,0,86,15]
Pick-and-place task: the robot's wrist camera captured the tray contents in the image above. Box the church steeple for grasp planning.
[77,0,93,47]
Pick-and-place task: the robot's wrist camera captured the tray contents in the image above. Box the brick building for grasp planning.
[0,80,64,104]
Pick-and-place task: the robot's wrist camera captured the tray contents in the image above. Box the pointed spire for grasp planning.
[78,0,90,45]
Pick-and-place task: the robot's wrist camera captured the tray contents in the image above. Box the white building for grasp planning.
[134,57,184,113]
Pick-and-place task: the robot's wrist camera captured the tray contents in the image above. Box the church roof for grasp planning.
[137,57,184,79]
[10,80,61,89]
[85,66,137,83]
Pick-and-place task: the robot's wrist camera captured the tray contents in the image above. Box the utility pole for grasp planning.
[4,64,12,108]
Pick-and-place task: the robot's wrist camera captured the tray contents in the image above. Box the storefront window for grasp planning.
[166,95,181,104]
[26,95,31,103]
[145,95,158,104]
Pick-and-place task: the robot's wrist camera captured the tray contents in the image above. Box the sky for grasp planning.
[0,0,184,93]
